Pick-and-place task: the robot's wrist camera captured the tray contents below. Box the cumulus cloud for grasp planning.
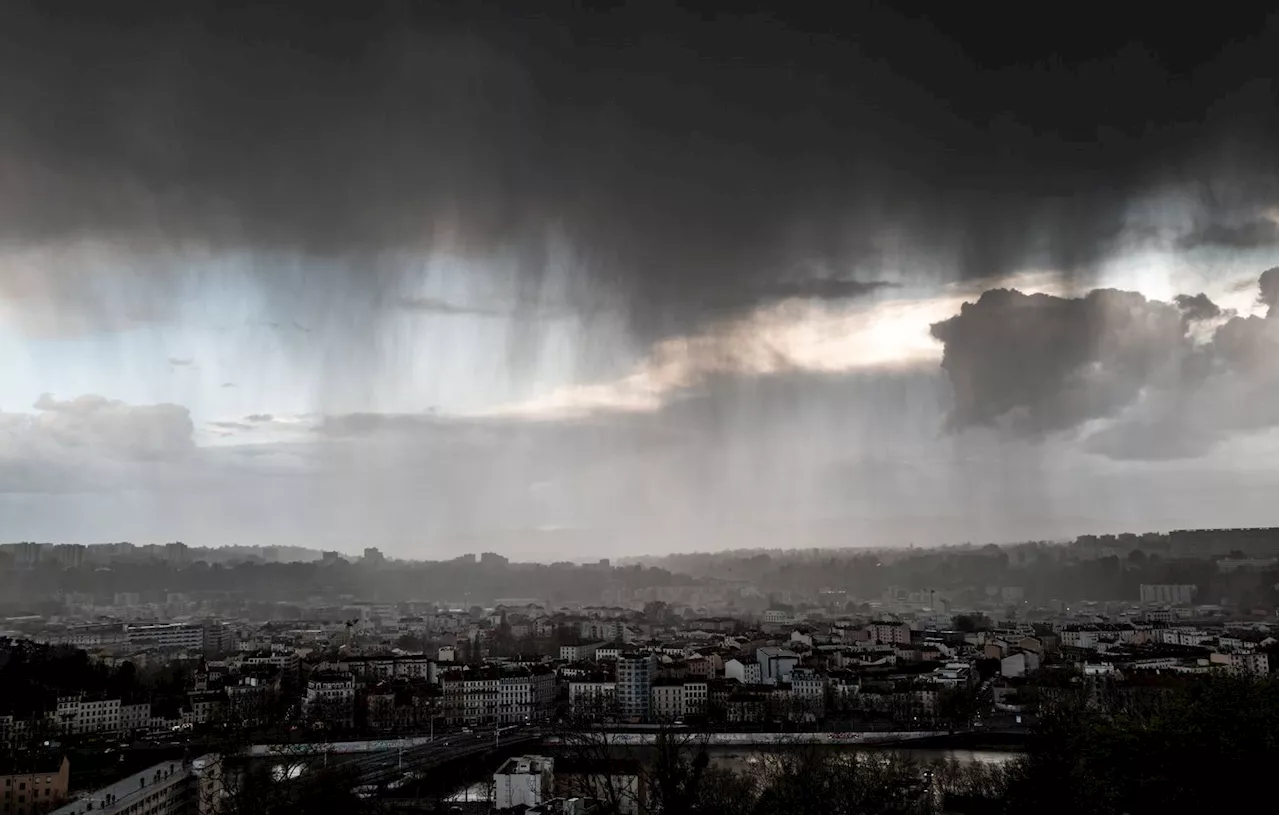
[27,394,195,461]
[931,269,1278,459]
[930,288,1188,434]
[0,394,195,494]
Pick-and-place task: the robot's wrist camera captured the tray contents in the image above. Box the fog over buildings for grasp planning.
[0,3,1276,558]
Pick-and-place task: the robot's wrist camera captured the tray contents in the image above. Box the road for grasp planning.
[242,728,542,789]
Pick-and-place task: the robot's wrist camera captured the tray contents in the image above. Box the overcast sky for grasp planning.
[1,2,1276,558]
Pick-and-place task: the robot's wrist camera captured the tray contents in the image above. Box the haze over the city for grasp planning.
[1,2,1276,558]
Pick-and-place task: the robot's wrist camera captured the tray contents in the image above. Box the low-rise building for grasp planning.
[49,756,219,815]
[560,642,607,662]
[0,755,70,815]
[567,682,616,715]
[305,672,355,729]
[756,647,799,684]
[494,755,555,810]
[1209,651,1270,676]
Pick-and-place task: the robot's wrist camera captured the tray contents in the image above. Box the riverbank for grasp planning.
[891,730,1027,752]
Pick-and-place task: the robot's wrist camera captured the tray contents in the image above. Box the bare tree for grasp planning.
[550,695,714,814]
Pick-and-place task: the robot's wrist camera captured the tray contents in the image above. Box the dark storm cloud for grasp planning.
[1174,293,1223,322]
[1259,267,1278,317]
[931,269,1278,459]
[0,1,1274,342]
[1176,219,1279,250]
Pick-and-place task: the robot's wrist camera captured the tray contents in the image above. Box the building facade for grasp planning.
[0,755,70,815]
[616,654,657,721]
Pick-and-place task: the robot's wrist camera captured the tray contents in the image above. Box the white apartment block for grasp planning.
[53,696,122,736]
[788,670,824,712]
[1156,628,1211,647]
[724,658,761,684]
[38,624,129,649]
[867,622,912,646]
[305,673,355,728]
[559,642,606,661]
[50,756,219,815]
[442,667,556,725]
[240,650,300,678]
[579,619,630,642]
[1139,584,1197,605]
[499,670,556,724]
[1209,651,1270,676]
[126,623,205,651]
[567,682,616,714]
[494,755,555,811]
[319,655,435,683]
[756,647,799,684]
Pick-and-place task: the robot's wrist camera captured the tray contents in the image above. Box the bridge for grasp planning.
[542,730,950,746]
[247,730,544,790]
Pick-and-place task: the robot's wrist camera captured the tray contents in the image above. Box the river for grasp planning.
[446,745,1017,802]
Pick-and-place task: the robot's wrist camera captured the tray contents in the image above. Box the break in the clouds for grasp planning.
[0,2,1276,555]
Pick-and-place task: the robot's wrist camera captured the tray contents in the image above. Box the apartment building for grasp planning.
[567,681,616,715]
[0,755,70,815]
[650,680,708,721]
[579,619,630,642]
[787,669,824,716]
[867,622,912,646]
[238,650,300,680]
[494,755,555,811]
[723,658,761,684]
[51,696,121,736]
[441,666,555,725]
[756,647,799,684]
[1209,651,1270,676]
[1139,584,1197,606]
[125,623,204,651]
[49,756,220,815]
[318,655,435,683]
[616,653,657,721]
[559,642,606,662]
[305,672,356,729]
